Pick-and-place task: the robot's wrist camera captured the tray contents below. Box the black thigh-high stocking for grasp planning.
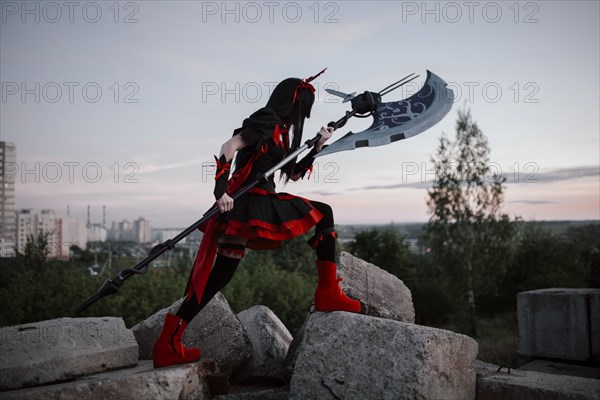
[309,201,336,263]
[176,251,242,324]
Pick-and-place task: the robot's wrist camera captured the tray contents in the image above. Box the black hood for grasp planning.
[266,78,315,123]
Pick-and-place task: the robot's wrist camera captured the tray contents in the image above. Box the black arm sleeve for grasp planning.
[213,154,231,200]
[293,146,320,179]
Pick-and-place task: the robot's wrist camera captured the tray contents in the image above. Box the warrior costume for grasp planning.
[153,71,361,368]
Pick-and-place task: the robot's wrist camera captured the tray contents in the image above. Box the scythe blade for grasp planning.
[316,70,454,158]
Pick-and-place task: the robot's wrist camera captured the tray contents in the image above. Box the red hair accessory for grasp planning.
[293,67,327,103]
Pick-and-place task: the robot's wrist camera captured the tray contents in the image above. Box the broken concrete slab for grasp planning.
[518,288,600,362]
[0,317,138,391]
[337,251,415,323]
[288,312,478,400]
[0,360,208,400]
[285,252,416,379]
[132,293,252,371]
[475,360,600,400]
[233,305,292,385]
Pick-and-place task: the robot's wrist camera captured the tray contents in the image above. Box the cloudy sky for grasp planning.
[1,0,599,227]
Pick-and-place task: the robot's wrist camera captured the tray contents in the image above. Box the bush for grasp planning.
[1,231,322,335]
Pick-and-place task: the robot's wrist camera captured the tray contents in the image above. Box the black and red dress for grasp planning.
[185,107,324,301]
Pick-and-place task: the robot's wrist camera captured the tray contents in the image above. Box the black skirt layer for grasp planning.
[212,187,323,250]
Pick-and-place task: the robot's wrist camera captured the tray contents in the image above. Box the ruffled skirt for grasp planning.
[207,187,323,250]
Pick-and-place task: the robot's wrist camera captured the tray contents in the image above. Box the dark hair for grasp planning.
[266,78,316,181]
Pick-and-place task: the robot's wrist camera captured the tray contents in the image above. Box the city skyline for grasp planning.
[1,1,599,226]
[8,204,164,258]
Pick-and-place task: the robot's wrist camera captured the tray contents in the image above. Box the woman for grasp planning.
[153,70,360,368]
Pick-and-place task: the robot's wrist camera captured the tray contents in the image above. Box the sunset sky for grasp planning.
[1,1,598,227]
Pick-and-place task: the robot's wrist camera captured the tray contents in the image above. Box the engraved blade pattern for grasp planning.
[316,71,454,158]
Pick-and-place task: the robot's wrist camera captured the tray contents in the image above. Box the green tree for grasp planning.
[425,108,517,336]
[349,227,411,280]
[499,222,596,308]
[565,224,600,288]
[0,231,192,328]
[1,232,95,326]
[15,231,51,270]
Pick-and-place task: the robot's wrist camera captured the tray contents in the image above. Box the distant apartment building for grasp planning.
[0,142,17,257]
[62,217,88,254]
[109,220,133,241]
[108,217,151,244]
[16,209,87,259]
[86,204,107,242]
[151,228,186,245]
[133,217,151,244]
[87,223,107,242]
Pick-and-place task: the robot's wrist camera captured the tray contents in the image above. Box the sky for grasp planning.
[1,0,599,227]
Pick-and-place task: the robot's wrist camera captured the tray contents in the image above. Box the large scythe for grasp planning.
[318,70,454,157]
[74,70,454,314]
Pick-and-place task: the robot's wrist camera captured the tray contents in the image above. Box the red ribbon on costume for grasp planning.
[292,67,327,103]
[306,165,314,180]
[214,156,231,181]
[272,125,290,151]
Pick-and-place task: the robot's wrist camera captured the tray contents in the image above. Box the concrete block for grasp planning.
[285,252,416,378]
[337,251,415,323]
[0,317,138,391]
[0,360,208,400]
[517,288,600,361]
[233,305,292,385]
[288,312,478,400]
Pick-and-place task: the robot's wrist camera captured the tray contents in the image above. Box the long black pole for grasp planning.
[74,133,327,314]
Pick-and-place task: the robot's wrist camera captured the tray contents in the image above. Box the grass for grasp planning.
[475,311,528,368]
[437,311,528,368]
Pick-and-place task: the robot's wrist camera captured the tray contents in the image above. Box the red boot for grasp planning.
[153,313,201,368]
[314,260,361,313]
